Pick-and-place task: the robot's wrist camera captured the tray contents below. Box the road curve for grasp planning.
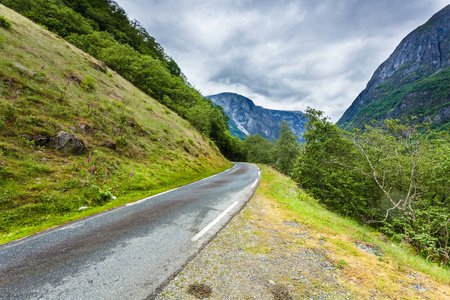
[0,162,260,299]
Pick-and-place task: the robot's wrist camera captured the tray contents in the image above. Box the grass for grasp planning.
[256,164,450,292]
[0,4,232,244]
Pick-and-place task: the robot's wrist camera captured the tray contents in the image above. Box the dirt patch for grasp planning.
[187,283,212,299]
[268,283,292,300]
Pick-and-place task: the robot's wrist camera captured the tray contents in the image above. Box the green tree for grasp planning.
[293,108,381,219]
[244,134,277,164]
[275,121,300,175]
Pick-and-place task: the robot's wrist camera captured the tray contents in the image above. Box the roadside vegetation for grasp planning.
[261,165,450,286]
[0,5,231,244]
[242,108,450,269]
[159,165,450,299]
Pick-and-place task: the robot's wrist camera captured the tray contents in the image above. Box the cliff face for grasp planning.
[338,5,450,130]
[208,93,306,141]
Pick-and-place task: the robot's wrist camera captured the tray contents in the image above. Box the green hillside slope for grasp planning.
[0,0,246,161]
[0,4,231,243]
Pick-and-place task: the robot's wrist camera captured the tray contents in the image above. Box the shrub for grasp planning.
[92,188,113,206]
[0,15,12,30]
[80,76,96,91]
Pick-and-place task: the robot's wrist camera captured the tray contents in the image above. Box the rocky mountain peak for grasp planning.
[338,5,450,129]
[208,93,306,141]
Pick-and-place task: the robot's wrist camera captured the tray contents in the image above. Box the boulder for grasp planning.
[52,131,86,154]
[92,62,107,73]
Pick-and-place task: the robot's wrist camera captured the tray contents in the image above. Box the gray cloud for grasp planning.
[115,0,448,121]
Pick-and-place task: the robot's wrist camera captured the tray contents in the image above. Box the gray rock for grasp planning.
[68,126,76,133]
[68,74,83,85]
[355,242,384,257]
[13,63,37,77]
[101,141,116,150]
[92,62,107,73]
[31,135,50,147]
[79,123,92,134]
[52,131,87,154]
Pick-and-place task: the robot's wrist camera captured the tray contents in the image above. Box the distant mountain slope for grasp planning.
[208,92,306,141]
[338,5,450,130]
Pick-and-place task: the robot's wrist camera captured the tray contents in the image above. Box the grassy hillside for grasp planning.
[0,4,232,244]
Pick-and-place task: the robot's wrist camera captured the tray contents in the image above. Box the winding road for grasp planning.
[0,162,260,299]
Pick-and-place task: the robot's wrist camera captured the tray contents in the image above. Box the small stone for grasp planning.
[78,206,89,211]
[269,280,275,285]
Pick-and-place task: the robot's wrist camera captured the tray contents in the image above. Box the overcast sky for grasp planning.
[114,0,448,122]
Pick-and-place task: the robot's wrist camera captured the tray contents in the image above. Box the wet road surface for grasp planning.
[0,162,260,299]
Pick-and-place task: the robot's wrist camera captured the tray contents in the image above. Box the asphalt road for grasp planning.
[0,162,260,299]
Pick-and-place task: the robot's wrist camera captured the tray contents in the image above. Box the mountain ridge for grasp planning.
[208,92,306,142]
[338,4,450,130]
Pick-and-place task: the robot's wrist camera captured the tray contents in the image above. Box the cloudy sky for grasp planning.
[115,0,448,122]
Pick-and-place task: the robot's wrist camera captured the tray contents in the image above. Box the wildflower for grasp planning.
[113,163,116,169]
[87,156,91,163]
[55,76,58,81]
[11,95,14,100]
[41,64,45,70]
[97,97,100,102]
[91,166,94,173]
[67,79,70,86]
[51,71,54,75]
[97,157,100,163]
[8,78,11,85]
[130,172,133,178]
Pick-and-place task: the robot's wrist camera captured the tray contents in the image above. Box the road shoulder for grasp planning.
[157,165,450,299]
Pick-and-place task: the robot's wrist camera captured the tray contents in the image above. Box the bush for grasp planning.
[92,188,113,206]
[80,76,96,91]
[0,15,12,30]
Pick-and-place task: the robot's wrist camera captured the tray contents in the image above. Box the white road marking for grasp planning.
[251,179,258,189]
[191,201,239,242]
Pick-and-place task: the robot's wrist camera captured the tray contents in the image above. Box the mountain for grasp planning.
[0,4,231,243]
[208,92,306,141]
[338,5,450,130]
